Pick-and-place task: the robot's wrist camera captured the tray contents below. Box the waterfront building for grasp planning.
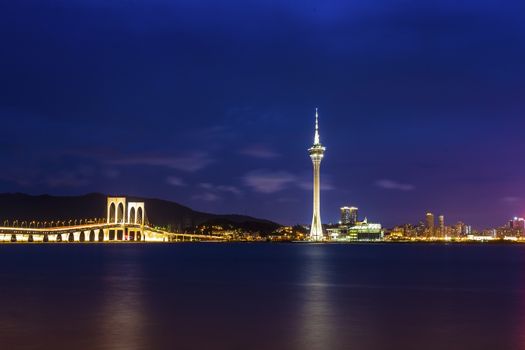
[402,223,418,237]
[308,108,326,241]
[327,220,383,241]
[495,217,525,238]
[388,226,405,239]
[508,217,525,235]
[454,222,465,237]
[340,206,358,225]
[415,221,426,237]
[438,215,445,236]
[328,205,383,241]
[426,212,434,236]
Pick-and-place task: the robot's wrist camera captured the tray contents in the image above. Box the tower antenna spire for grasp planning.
[314,107,320,145]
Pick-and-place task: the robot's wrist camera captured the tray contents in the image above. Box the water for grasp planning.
[1,243,524,350]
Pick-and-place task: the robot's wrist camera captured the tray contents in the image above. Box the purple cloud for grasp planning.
[243,170,296,193]
[239,145,280,159]
[199,183,242,195]
[215,185,242,195]
[502,196,520,203]
[109,152,214,172]
[192,192,220,202]
[166,176,186,187]
[376,179,415,191]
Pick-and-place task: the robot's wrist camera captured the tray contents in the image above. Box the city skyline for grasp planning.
[3,2,525,350]
[1,0,525,228]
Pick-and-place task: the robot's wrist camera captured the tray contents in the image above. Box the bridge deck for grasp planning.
[0,223,225,243]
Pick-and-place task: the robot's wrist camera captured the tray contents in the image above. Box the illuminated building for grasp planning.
[438,215,445,236]
[328,220,383,241]
[308,108,326,241]
[509,217,525,235]
[340,206,358,225]
[454,222,464,237]
[500,217,525,238]
[426,212,434,236]
[328,205,383,241]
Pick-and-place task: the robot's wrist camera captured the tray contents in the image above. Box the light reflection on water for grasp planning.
[99,260,145,350]
[296,245,337,350]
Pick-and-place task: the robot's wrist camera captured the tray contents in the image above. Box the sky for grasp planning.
[1,0,525,228]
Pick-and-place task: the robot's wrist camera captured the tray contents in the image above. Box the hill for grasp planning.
[0,193,280,233]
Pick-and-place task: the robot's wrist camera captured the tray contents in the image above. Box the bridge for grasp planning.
[0,197,225,243]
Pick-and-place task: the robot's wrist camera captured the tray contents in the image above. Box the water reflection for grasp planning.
[99,255,146,350]
[2,244,525,350]
[515,257,525,350]
[296,245,338,350]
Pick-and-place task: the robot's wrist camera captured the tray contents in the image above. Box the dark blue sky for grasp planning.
[1,0,525,228]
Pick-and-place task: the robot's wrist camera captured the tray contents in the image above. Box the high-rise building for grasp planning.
[426,212,434,236]
[438,215,445,236]
[340,206,358,226]
[509,217,525,235]
[454,222,464,237]
[309,108,326,241]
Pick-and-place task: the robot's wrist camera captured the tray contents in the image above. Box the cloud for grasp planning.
[0,166,94,188]
[376,179,414,191]
[297,180,335,191]
[502,196,520,203]
[239,145,280,159]
[192,192,220,202]
[0,170,38,187]
[243,170,335,193]
[215,185,242,195]
[199,183,242,195]
[45,170,92,187]
[276,197,299,203]
[166,176,186,187]
[243,170,296,193]
[109,152,214,172]
[104,168,120,179]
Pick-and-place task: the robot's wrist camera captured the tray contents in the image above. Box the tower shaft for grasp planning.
[310,154,323,240]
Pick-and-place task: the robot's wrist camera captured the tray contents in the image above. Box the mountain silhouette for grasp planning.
[0,193,279,233]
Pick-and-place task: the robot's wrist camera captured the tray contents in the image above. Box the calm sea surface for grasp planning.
[1,243,525,350]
